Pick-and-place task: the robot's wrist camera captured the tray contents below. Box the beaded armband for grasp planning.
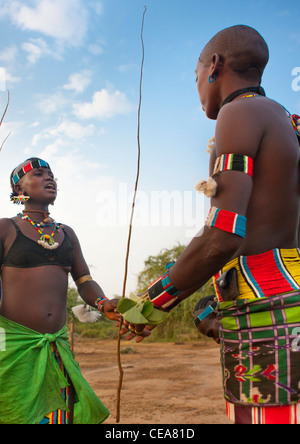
[213,154,253,177]
[196,154,254,198]
[206,207,247,238]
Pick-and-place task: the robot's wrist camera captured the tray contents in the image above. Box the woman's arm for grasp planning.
[65,225,121,322]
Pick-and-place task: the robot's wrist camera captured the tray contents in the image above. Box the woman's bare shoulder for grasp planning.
[0,218,14,241]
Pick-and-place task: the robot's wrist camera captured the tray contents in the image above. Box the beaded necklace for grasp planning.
[221,86,266,107]
[18,212,61,250]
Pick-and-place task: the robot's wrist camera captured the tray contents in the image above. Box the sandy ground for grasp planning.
[73,338,231,425]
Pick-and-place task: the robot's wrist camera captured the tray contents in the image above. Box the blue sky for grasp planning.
[0,0,299,297]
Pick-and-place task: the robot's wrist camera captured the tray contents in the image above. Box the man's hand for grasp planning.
[118,320,154,343]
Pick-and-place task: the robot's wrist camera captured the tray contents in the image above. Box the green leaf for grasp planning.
[122,306,149,324]
[118,294,169,327]
[118,298,136,314]
[147,308,169,326]
[141,300,154,318]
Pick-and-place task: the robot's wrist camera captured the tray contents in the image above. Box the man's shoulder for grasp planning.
[215,98,269,158]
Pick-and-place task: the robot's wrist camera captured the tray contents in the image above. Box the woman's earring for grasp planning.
[209,74,216,84]
[13,194,30,205]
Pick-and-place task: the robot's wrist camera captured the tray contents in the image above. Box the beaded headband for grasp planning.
[12,159,51,187]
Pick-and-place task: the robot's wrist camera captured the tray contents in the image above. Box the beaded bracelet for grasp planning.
[95,295,108,313]
[144,269,182,312]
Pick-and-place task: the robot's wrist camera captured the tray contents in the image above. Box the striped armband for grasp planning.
[206,207,247,238]
[145,271,183,312]
[95,295,108,312]
[213,154,253,177]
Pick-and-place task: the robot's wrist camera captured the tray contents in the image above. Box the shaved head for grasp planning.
[200,25,269,83]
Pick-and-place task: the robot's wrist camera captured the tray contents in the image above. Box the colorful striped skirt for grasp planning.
[225,400,300,424]
[217,291,300,424]
[39,343,72,425]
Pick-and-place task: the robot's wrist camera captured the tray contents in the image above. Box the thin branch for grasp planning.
[0,131,11,152]
[116,5,147,424]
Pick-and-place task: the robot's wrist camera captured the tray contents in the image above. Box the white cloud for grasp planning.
[29,122,40,128]
[38,139,62,159]
[88,43,105,56]
[22,38,61,64]
[63,70,92,94]
[31,120,95,148]
[0,69,21,88]
[47,119,95,140]
[73,89,134,120]
[36,92,68,114]
[0,0,89,46]
[0,45,18,63]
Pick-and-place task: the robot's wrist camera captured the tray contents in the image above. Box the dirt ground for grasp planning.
[73,338,231,425]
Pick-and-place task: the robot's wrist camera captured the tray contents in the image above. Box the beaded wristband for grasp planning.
[95,295,108,312]
[145,271,182,312]
[206,207,247,238]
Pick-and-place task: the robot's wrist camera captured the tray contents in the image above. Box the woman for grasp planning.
[0,157,120,424]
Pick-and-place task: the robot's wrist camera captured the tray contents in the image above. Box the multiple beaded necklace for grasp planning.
[18,210,61,250]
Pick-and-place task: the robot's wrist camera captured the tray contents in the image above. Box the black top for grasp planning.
[2,219,74,269]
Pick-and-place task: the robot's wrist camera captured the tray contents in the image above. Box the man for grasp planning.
[122,25,300,424]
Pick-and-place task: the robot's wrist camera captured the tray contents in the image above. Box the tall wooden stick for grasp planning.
[116,5,147,424]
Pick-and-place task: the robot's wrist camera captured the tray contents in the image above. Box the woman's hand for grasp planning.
[102,299,123,322]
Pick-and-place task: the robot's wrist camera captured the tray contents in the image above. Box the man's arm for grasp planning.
[169,100,263,293]
[124,100,264,337]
